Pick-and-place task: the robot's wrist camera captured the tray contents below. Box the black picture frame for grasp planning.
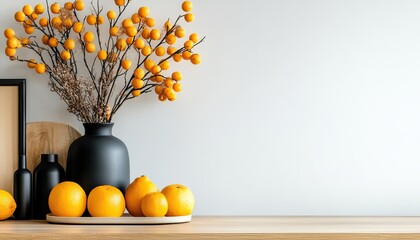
[0,79,26,156]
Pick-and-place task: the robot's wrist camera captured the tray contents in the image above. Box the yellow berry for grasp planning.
[14,11,26,22]
[21,38,30,45]
[150,29,160,40]
[172,71,182,81]
[189,33,199,43]
[22,5,34,16]
[24,27,34,34]
[141,46,151,56]
[131,14,141,24]
[83,31,94,42]
[158,93,167,101]
[126,37,134,45]
[121,59,132,70]
[167,46,177,55]
[164,78,174,88]
[97,16,105,25]
[141,28,151,39]
[116,38,127,51]
[39,18,49,27]
[138,7,149,18]
[73,22,83,33]
[64,2,74,10]
[155,85,163,95]
[125,26,137,37]
[4,29,15,39]
[175,27,185,38]
[107,10,116,19]
[166,34,176,45]
[51,3,61,14]
[173,54,182,62]
[48,37,58,47]
[182,51,191,60]
[85,42,96,53]
[132,78,144,89]
[152,75,164,83]
[132,90,141,97]
[115,0,125,6]
[31,13,39,20]
[151,65,161,75]
[64,38,76,50]
[42,35,49,45]
[134,39,145,49]
[110,26,120,36]
[159,60,170,70]
[122,18,133,28]
[164,86,175,97]
[74,0,85,11]
[144,59,155,71]
[184,13,194,22]
[190,53,201,64]
[164,20,172,31]
[63,19,73,28]
[97,50,107,60]
[5,47,16,57]
[27,59,37,68]
[184,40,194,50]
[61,50,71,60]
[51,17,62,29]
[134,68,145,79]
[145,18,155,27]
[173,83,182,92]
[155,46,165,57]
[35,63,46,74]
[87,14,96,25]
[182,1,193,12]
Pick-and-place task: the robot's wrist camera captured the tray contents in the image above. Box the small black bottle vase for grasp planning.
[13,155,32,220]
[33,154,65,219]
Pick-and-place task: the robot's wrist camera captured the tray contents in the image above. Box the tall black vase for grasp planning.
[66,123,130,196]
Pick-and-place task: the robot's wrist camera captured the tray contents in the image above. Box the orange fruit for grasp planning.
[155,46,165,57]
[189,33,199,43]
[161,184,194,216]
[21,38,30,45]
[34,4,45,14]
[132,90,141,97]
[158,93,167,101]
[167,46,177,55]
[73,22,83,33]
[182,51,191,60]
[51,17,62,29]
[151,65,161,75]
[64,2,74,10]
[190,53,201,65]
[144,59,155,71]
[50,3,61,14]
[132,78,144,89]
[107,10,116,20]
[164,78,174,88]
[48,37,59,48]
[155,85,164,94]
[138,6,149,18]
[64,38,76,50]
[116,38,127,51]
[110,26,120,36]
[164,87,175,99]
[0,190,16,220]
[125,175,159,217]
[166,34,176,45]
[175,27,185,38]
[134,39,145,49]
[141,28,151,39]
[27,59,37,68]
[31,13,39,20]
[97,16,105,25]
[152,75,164,83]
[122,18,133,28]
[141,192,168,217]
[6,38,20,49]
[48,181,86,217]
[150,29,160,40]
[164,20,172,31]
[182,1,193,12]
[173,54,182,62]
[125,26,137,37]
[14,11,26,22]
[184,13,194,22]
[131,14,141,24]
[172,71,182,81]
[159,60,170,70]
[87,185,125,217]
[97,50,107,61]
[184,40,194,50]
[73,0,85,11]
[145,18,155,27]
[4,29,15,39]
[42,35,49,45]
[25,27,35,34]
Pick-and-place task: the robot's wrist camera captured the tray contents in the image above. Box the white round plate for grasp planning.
[46,213,192,225]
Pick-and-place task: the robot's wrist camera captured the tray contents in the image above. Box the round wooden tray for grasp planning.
[46,213,192,225]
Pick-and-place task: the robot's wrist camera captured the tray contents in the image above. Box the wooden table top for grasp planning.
[2,216,420,239]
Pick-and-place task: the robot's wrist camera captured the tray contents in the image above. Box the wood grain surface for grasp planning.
[26,122,81,173]
[2,216,420,240]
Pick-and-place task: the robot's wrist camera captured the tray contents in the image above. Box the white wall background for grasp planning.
[2,0,420,215]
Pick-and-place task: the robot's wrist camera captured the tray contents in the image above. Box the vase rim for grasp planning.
[83,122,114,125]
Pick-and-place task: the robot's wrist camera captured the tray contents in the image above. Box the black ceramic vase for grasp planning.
[33,154,65,219]
[66,123,130,196]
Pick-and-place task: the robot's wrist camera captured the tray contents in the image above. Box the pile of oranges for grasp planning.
[48,175,195,217]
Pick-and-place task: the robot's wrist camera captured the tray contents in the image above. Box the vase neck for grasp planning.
[83,123,114,136]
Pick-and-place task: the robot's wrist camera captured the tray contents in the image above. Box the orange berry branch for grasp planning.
[4,0,204,123]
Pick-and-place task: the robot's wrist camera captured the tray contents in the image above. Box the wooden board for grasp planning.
[46,213,192,225]
[26,122,81,173]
